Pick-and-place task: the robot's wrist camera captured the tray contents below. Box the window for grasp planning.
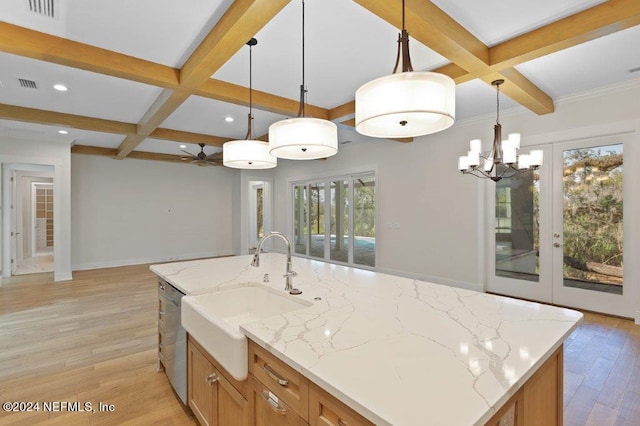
[292,172,375,268]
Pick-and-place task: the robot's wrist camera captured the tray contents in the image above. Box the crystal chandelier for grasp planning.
[223,38,277,169]
[458,80,542,181]
[268,0,338,160]
[355,0,455,138]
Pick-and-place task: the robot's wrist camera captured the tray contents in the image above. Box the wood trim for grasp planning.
[0,22,180,89]
[0,103,136,135]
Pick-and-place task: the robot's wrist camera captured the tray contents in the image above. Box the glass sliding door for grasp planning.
[330,179,350,263]
[309,182,326,259]
[293,184,308,256]
[353,176,375,267]
[291,172,376,268]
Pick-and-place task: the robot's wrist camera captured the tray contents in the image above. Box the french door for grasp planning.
[488,134,635,318]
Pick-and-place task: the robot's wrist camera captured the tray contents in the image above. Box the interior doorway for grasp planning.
[7,166,55,276]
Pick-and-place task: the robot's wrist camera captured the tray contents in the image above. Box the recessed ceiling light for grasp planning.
[179,144,187,149]
[224,116,234,123]
[53,84,68,91]
[58,130,69,134]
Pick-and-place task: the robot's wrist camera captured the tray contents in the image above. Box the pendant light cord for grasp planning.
[298,0,307,117]
[245,38,257,140]
[496,81,500,125]
[393,0,413,73]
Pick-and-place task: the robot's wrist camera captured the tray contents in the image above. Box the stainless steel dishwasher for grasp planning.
[158,279,187,404]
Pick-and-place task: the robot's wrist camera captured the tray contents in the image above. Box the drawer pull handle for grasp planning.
[206,373,218,385]
[263,364,289,386]
[158,310,165,316]
[338,420,347,426]
[260,390,287,415]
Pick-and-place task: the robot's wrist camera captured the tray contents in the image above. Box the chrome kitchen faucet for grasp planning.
[251,231,299,293]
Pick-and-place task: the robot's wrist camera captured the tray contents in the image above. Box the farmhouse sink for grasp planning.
[182,285,312,381]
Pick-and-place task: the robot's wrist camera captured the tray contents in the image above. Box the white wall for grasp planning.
[0,138,72,282]
[270,80,640,321]
[71,154,238,270]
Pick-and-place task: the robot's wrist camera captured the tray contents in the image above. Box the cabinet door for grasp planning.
[188,342,217,426]
[218,372,251,426]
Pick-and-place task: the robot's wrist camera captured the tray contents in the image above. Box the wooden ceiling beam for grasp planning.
[0,103,136,135]
[149,128,231,147]
[116,0,292,158]
[0,103,230,148]
[72,145,195,164]
[490,0,640,72]
[194,79,329,119]
[352,0,554,116]
[180,0,293,88]
[0,22,181,89]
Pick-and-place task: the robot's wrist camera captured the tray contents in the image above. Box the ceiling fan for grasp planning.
[180,143,222,166]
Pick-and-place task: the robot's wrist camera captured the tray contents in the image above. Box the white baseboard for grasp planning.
[54,271,73,282]
[374,266,483,293]
[71,250,235,272]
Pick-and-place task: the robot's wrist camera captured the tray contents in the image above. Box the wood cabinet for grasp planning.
[485,345,563,426]
[188,336,251,426]
[309,382,374,426]
[188,336,564,426]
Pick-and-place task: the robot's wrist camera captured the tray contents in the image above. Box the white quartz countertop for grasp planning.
[150,254,582,425]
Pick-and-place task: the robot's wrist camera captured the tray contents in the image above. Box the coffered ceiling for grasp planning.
[0,0,638,165]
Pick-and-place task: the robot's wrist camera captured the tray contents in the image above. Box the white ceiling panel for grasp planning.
[431,0,606,46]
[0,52,163,122]
[0,118,124,148]
[161,96,289,140]
[213,0,449,109]
[515,25,640,98]
[0,0,232,68]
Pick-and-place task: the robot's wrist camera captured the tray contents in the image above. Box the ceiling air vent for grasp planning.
[27,0,56,18]
[18,78,38,89]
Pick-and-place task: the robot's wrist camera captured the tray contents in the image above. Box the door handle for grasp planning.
[553,242,561,248]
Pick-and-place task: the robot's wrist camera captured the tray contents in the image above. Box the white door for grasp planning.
[488,134,635,318]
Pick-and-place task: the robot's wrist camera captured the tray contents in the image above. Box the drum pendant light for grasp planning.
[268,0,338,160]
[355,0,455,138]
[223,38,277,169]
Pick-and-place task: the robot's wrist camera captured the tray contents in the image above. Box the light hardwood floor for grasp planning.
[0,265,196,425]
[0,265,638,425]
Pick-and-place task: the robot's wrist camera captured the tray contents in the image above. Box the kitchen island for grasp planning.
[151,253,582,425]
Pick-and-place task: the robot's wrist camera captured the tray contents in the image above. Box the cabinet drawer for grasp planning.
[309,382,374,426]
[251,376,307,426]
[249,341,309,420]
